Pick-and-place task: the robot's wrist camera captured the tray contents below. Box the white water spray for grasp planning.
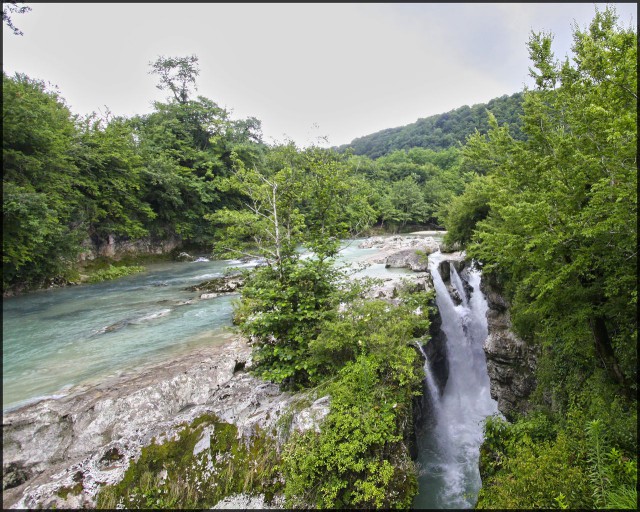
[414,252,499,509]
[415,341,441,417]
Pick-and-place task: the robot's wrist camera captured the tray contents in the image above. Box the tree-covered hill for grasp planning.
[337,92,525,158]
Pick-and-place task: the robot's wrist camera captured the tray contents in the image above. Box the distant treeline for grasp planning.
[3,58,479,293]
[338,92,525,158]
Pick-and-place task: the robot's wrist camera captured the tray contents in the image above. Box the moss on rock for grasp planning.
[95,413,282,509]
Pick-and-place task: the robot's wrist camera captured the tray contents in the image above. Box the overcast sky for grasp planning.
[3,3,637,147]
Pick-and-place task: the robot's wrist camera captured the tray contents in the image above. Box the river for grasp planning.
[2,235,498,508]
[2,240,411,412]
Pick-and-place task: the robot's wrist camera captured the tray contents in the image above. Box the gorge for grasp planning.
[2,235,531,509]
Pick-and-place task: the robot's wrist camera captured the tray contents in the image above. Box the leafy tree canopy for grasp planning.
[2,1,30,35]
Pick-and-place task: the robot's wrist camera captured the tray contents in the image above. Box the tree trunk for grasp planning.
[589,315,628,392]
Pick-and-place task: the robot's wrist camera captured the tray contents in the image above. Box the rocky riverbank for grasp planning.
[2,234,452,509]
[2,335,333,509]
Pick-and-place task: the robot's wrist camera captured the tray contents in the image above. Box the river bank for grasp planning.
[3,234,451,508]
[2,335,299,509]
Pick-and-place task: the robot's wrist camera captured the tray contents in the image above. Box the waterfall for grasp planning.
[415,341,441,417]
[414,252,499,509]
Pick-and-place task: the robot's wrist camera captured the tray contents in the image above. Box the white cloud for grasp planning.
[3,3,636,148]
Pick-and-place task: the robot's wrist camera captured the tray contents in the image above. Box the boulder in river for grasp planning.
[176,252,195,262]
[385,248,432,272]
[187,275,244,293]
[358,235,441,272]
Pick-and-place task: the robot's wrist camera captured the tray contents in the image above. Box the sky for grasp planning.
[2,3,637,148]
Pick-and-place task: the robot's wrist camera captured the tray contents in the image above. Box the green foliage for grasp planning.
[283,356,416,509]
[210,144,376,388]
[451,8,637,510]
[478,370,637,509]
[346,146,467,229]
[86,264,145,283]
[441,174,493,247]
[307,291,433,382]
[130,94,265,245]
[56,482,84,500]
[478,426,591,509]
[280,287,431,508]
[339,92,525,158]
[73,113,156,240]
[2,72,86,291]
[233,258,343,388]
[447,6,637,393]
[3,58,268,292]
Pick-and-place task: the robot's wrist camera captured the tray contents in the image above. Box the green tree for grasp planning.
[449,14,637,509]
[131,87,265,244]
[209,144,375,388]
[73,113,156,243]
[447,5,637,395]
[149,54,200,104]
[2,72,84,290]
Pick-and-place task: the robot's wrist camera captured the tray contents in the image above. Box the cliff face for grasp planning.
[78,234,183,262]
[481,277,538,421]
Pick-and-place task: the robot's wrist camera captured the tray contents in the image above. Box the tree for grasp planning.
[130,90,265,245]
[2,1,31,35]
[149,55,200,104]
[448,6,637,394]
[2,72,84,290]
[209,144,375,388]
[73,113,156,242]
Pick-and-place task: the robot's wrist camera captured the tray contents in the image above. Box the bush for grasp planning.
[86,264,145,283]
[281,291,431,508]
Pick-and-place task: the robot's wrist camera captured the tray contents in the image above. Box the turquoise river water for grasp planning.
[2,240,410,412]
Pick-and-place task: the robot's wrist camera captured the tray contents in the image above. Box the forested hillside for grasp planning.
[338,92,524,158]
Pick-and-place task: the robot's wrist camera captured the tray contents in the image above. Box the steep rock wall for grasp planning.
[78,234,183,262]
[480,276,538,421]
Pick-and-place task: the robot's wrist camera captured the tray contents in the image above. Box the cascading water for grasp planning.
[415,342,441,417]
[413,252,499,509]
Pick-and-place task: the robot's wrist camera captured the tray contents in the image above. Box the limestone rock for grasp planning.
[359,235,440,254]
[187,275,244,293]
[212,492,284,509]
[385,248,431,271]
[364,274,432,301]
[1,337,299,510]
[290,396,331,434]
